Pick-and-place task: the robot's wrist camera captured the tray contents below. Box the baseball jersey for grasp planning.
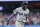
[13,7,29,22]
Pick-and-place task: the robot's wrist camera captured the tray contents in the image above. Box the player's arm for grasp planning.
[8,8,18,21]
[7,12,18,25]
[7,13,16,25]
[8,13,16,21]
[7,9,18,25]
[26,10,30,23]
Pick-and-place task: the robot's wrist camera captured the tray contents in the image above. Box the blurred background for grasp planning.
[0,1,40,25]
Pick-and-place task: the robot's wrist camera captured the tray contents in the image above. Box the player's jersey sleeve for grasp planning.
[26,9,30,14]
[13,8,19,14]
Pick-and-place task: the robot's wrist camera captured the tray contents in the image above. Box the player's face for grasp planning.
[23,5,28,10]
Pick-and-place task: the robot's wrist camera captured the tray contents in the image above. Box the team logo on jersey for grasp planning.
[24,13,27,17]
[19,13,23,15]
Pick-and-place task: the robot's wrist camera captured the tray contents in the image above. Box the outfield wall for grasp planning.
[0,25,40,27]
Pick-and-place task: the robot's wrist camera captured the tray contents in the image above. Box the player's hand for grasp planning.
[7,20,9,25]
[22,22,25,24]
